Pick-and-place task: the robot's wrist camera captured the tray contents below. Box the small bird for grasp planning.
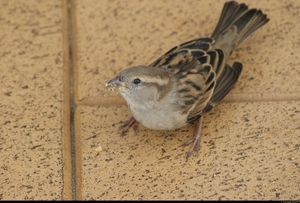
[106,1,269,161]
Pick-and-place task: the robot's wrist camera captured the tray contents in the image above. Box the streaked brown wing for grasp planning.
[182,49,224,121]
[150,37,226,81]
[189,62,243,123]
[150,37,215,67]
[150,49,218,119]
[202,62,243,112]
[148,37,233,122]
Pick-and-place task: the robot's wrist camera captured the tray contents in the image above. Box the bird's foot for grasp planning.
[120,116,138,136]
[182,116,203,161]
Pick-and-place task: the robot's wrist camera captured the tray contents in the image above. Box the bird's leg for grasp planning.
[120,116,137,136]
[182,116,203,161]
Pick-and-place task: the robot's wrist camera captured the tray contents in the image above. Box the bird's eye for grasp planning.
[133,78,141,85]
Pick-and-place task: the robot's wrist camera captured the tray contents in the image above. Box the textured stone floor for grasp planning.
[1,0,300,200]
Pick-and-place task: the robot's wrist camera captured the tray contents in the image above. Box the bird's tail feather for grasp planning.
[211,1,269,46]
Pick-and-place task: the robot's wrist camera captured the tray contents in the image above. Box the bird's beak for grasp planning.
[105,76,128,91]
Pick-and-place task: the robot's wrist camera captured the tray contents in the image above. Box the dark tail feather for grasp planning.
[211,1,269,46]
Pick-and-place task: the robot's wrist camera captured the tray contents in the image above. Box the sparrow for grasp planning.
[105,1,269,161]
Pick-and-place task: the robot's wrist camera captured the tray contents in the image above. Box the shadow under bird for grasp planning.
[106,1,269,161]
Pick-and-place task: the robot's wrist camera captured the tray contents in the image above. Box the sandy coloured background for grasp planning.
[0,0,300,200]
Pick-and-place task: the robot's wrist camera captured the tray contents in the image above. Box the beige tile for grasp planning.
[2,0,298,200]
[71,0,300,105]
[75,101,300,200]
[0,0,72,200]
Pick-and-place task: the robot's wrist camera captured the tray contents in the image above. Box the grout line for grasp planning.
[62,0,73,200]
[67,0,77,200]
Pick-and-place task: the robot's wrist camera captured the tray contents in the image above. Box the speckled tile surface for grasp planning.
[0,0,71,200]
[76,102,300,200]
[1,0,300,200]
[71,0,300,200]
[72,0,300,105]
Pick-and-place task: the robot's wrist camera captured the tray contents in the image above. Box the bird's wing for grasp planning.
[208,62,243,106]
[149,38,242,123]
[197,62,243,119]
[149,38,228,121]
[150,37,225,80]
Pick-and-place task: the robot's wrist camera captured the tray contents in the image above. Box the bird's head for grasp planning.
[106,66,174,105]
